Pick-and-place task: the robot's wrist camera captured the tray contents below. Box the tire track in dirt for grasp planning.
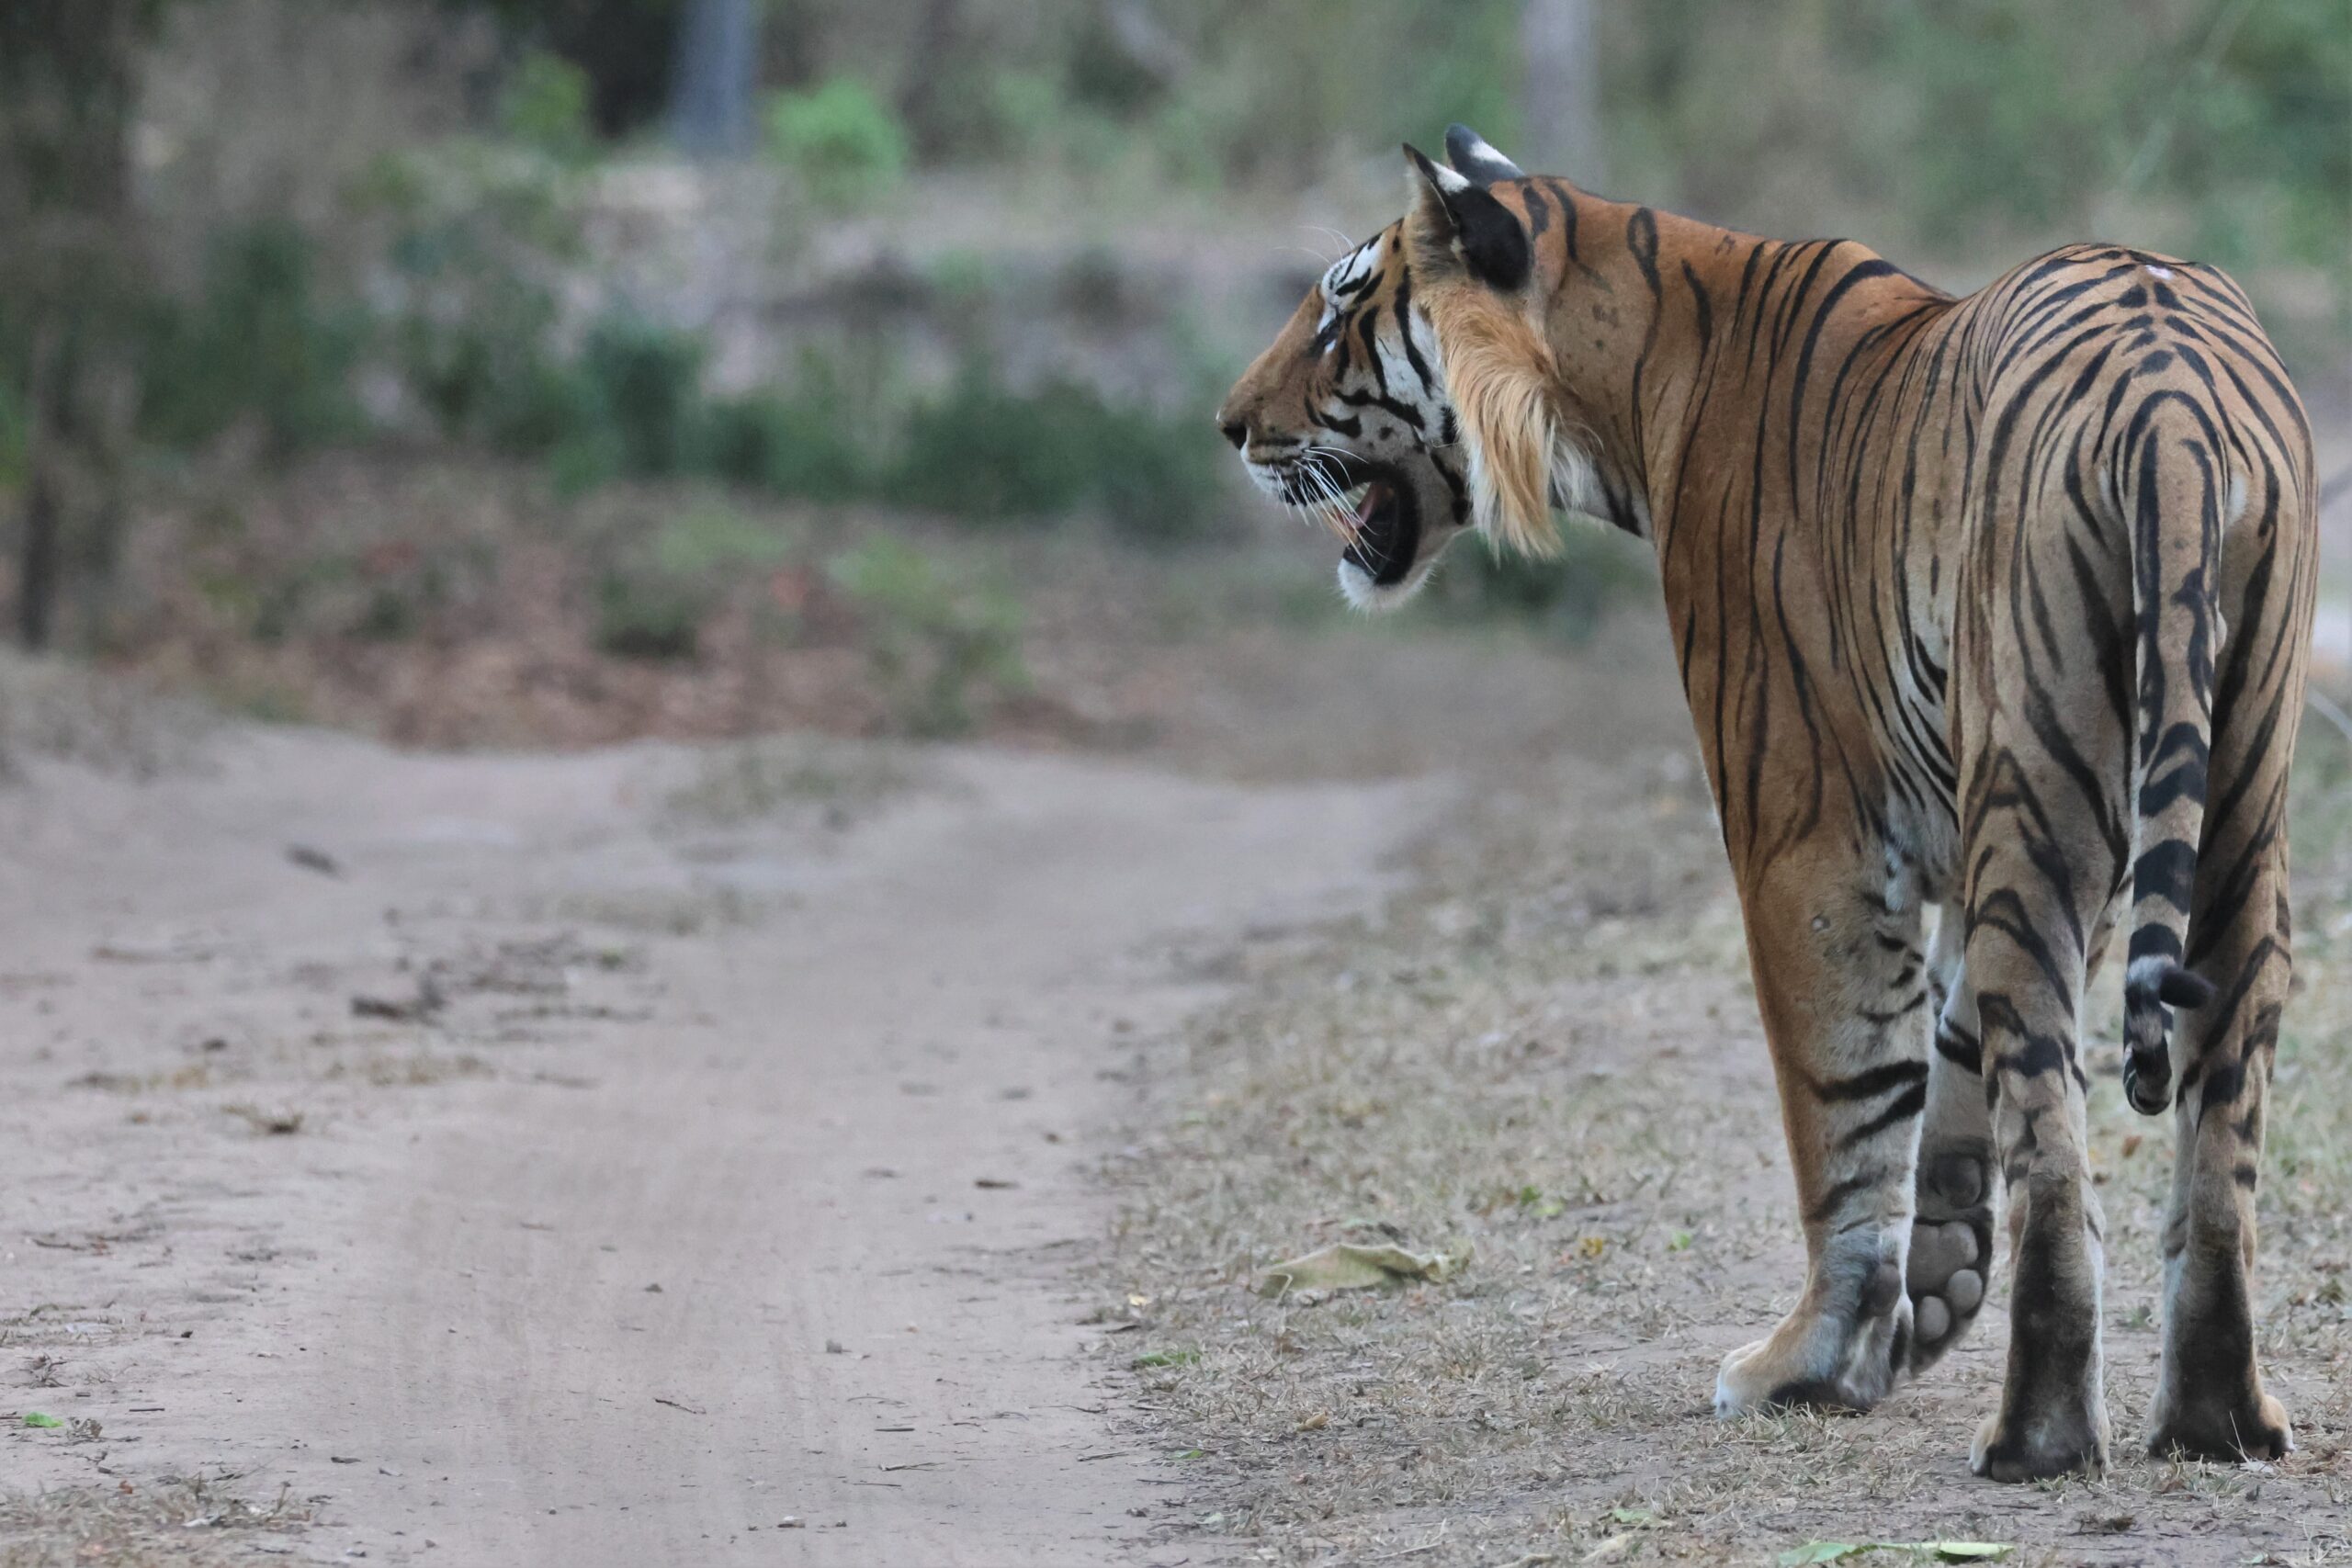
[0,728,1437,1564]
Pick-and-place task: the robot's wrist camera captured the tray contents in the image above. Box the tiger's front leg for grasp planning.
[1713,842,1934,1416]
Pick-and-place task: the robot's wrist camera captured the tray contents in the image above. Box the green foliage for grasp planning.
[1860,3,2131,242]
[364,137,584,265]
[892,361,1226,543]
[1428,525,1656,643]
[500,50,595,164]
[986,69,1067,156]
[528,342,1230,543]
[825,535,1026,738]
[590,503,792,664]
[763,77,910,209]
[568,310,707,481]
[892,367,1097,520]
[2159,0,2352,272]
[466,0,684,136]
[1078,398,1227,547]
[1076,0,1521,187]
[396,278,588,457]
[650,501,795,579]
[0,375,24,491]
[1603,0,2349,311]
[140,221,363,456]
[594,566,705,660]
[702,376,870,502]
[359,138,591,456]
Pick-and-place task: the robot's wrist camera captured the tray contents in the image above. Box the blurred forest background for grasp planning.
[0,0,2345,749]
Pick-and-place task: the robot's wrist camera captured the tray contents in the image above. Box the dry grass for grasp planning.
[0,1478,311,1567]
[660,734,927,831]
[0,654,212,781]
[1106,733,2352,1566]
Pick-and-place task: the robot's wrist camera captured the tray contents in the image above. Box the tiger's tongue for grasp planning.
[1352,480,1390,528]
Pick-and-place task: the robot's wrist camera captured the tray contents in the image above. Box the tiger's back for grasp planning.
[1653,232,2312,898]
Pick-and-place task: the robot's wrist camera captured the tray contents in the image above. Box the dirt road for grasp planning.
[0,720,1432,1563]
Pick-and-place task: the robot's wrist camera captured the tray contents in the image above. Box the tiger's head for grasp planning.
[1216,125,1568,610]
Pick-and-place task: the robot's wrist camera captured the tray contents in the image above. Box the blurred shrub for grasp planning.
[892,367,1096,520]
[393,276,588,457]
[651,501,796,579]
[564,310,707,483]
[500,51,596,165]
[361,138,590,456]
[1081,400,1227,547]
[1601,0,2347,350]
[0,375,23,492]
[702,356,872,502]
[471,0,684,137]
[588,503,794,664]
[1049,0,1521,188]
[594,566,707,661]
[354,582,422,642]
[986,69,1066,156]
[141,221,364,457]
[826,535,1026,738]
[365,138,584,269]
[1428,525,1657,644]
[891,360,1225,544]
[763,77,910,209]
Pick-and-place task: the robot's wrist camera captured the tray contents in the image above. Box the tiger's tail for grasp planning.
[2118,400,2227,1115]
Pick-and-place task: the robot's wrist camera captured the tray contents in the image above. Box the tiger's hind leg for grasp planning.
[2147,863,2292,1461]
[1907,893,2119,1374]
[1958,743,2125,1481]
[1903,905,1994,1373]
[2147,669,2300,1460]
[1713,840,1932,1417]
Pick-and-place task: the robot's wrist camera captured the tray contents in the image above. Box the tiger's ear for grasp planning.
[1404,143,1530,292]
[1444,123,1523,186]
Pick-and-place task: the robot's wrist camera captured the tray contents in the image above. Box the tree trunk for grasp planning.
[672,0,761,155]
[897,0,964,159]
[17,331,67,651]
[0,0,150,649]
[1520,0,1604,187]
[18,465,61,651]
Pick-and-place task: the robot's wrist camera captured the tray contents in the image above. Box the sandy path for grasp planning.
[0,726,1431,1563]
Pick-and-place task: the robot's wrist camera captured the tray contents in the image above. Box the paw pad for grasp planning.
[1905,1214,1988,1357]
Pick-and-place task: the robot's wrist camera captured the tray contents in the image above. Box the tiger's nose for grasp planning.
[1218,417,1249,450]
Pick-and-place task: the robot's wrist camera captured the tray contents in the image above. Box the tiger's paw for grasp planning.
[1905,1145,1994,1375]
[1713,1259,1908,1416]
[1970,1394,2110,1482]
[2148,1388,2292,1464]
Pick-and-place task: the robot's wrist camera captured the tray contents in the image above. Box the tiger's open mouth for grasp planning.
[1281,455,1421,588]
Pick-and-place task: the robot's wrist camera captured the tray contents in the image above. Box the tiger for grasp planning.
[1216,124,2316,1480]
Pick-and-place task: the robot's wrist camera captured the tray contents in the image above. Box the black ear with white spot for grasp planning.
[1405,143,1530,292]
[1444,123,1523,186]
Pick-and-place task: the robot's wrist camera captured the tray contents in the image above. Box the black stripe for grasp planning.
[1839,1082,1928,1147]
[1814,1059,1929,1102]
